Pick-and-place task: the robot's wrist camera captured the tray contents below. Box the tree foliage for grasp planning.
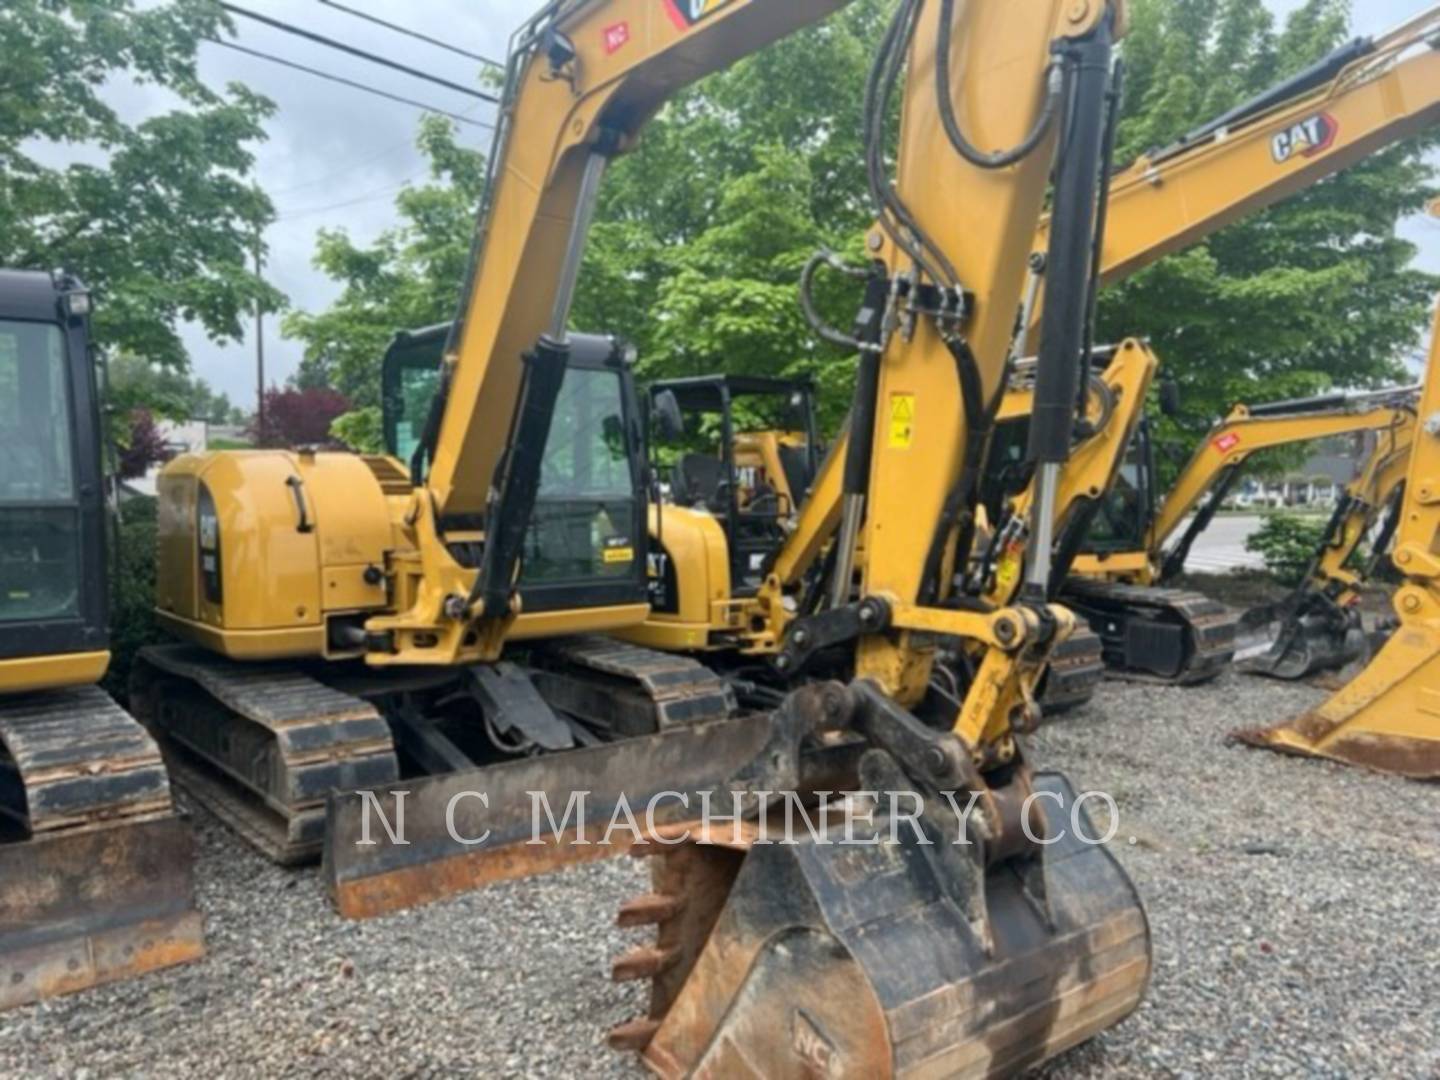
[1245,510,1329,586]
[116,408,171,480]
[252,386,350,449]
[108,353,243,425]
[0,0,282,369]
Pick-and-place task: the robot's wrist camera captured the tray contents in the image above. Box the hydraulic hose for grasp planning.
[864,0,959,293]
[936,0,1065,170]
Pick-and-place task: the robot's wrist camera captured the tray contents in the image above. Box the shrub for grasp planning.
[1244,511,1328,587]
[103,496,162,703]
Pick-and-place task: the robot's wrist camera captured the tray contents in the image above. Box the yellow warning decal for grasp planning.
[603,546,636,565]
[888,393,915,449]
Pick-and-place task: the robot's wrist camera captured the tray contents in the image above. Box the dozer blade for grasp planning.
[612,773,1150,1078]
[1235,617,1440,778]
[323,706,849,920]
[0,685,204,1010]
[0,815,204,1011]
[1236,608,1368,681]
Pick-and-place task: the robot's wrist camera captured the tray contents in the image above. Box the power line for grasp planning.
[316,0,504,71]
[275,179,414,221]
[219,2,499,104]
[207,39,495,131]
[265,91,490,198]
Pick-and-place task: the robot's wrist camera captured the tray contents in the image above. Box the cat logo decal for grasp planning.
[1271,113,1338,164]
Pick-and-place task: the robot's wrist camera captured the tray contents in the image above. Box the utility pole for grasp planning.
[254,236,266,441]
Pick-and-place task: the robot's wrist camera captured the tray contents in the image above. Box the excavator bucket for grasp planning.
[0,687,204,1010]
[1236,598,1368,681]
[1235,612,1440,778]
[609,771,1150,1077]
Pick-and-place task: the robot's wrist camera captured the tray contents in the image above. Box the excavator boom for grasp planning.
[760,3,1440,645]
[1238,415,1412,680]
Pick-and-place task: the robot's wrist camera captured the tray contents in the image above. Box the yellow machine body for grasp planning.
[0,650,108,696]
[1071,396,1420,587]
[155,449,650,662]
[741,3,1440,660]
[315,0,1160,1073]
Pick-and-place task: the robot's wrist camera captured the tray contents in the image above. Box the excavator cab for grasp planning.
[648,375,819,593]
[0,274,107,662]
[1081,417,1159,557]
[380,323,447,467]
[0,269,202,1010]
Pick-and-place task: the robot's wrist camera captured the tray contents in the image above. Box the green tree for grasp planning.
[283,116,487,416]
[108,353,240,424]
[1102,0,1438,461]
[1,0,283,368]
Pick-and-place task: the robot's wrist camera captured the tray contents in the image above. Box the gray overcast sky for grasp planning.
[131,0,1440,406]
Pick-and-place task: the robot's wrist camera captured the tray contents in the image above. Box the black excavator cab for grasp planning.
[380,322,651,615]
[0,270,109,670]
[645,374,820,593]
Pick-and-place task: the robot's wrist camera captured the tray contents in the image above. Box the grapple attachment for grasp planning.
[611,773,1150,1077]
[1235,609,1440,778]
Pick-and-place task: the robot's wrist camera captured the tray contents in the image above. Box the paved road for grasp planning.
[1175,513,1267,574]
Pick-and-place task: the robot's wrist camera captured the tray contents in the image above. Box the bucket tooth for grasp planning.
[618,893,685,928]
[613,944,680,982]
[608,1018,663,1051]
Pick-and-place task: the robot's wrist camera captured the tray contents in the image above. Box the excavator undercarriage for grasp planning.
[0,686,203,1010]
[132,637,734,866]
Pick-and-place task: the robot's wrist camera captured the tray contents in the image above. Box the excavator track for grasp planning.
[0,686,203,1010]
[533,636,737,737]
[1038,624,1105,714]
[131,645,399,866]
[1062,579,1238,684]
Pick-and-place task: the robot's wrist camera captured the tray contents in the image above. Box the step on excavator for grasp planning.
[0,270,203,1011]
[157,0,1152,1070]
[1236,300,1440,779]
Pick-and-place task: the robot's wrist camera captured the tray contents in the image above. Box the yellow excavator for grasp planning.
[374,7,1440,705]
[1236,409,1413,680]
[0,269,202,1010]
[154,0,1153,1070]
[1063,384,1419,681]
[1238,301,1440,779]
[665,2,1440,689]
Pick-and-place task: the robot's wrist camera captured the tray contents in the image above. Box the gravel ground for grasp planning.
[2,672,1437,1078]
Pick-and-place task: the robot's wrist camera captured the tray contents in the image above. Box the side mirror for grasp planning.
[653,390,685,441]
[1159,379,1182,418]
